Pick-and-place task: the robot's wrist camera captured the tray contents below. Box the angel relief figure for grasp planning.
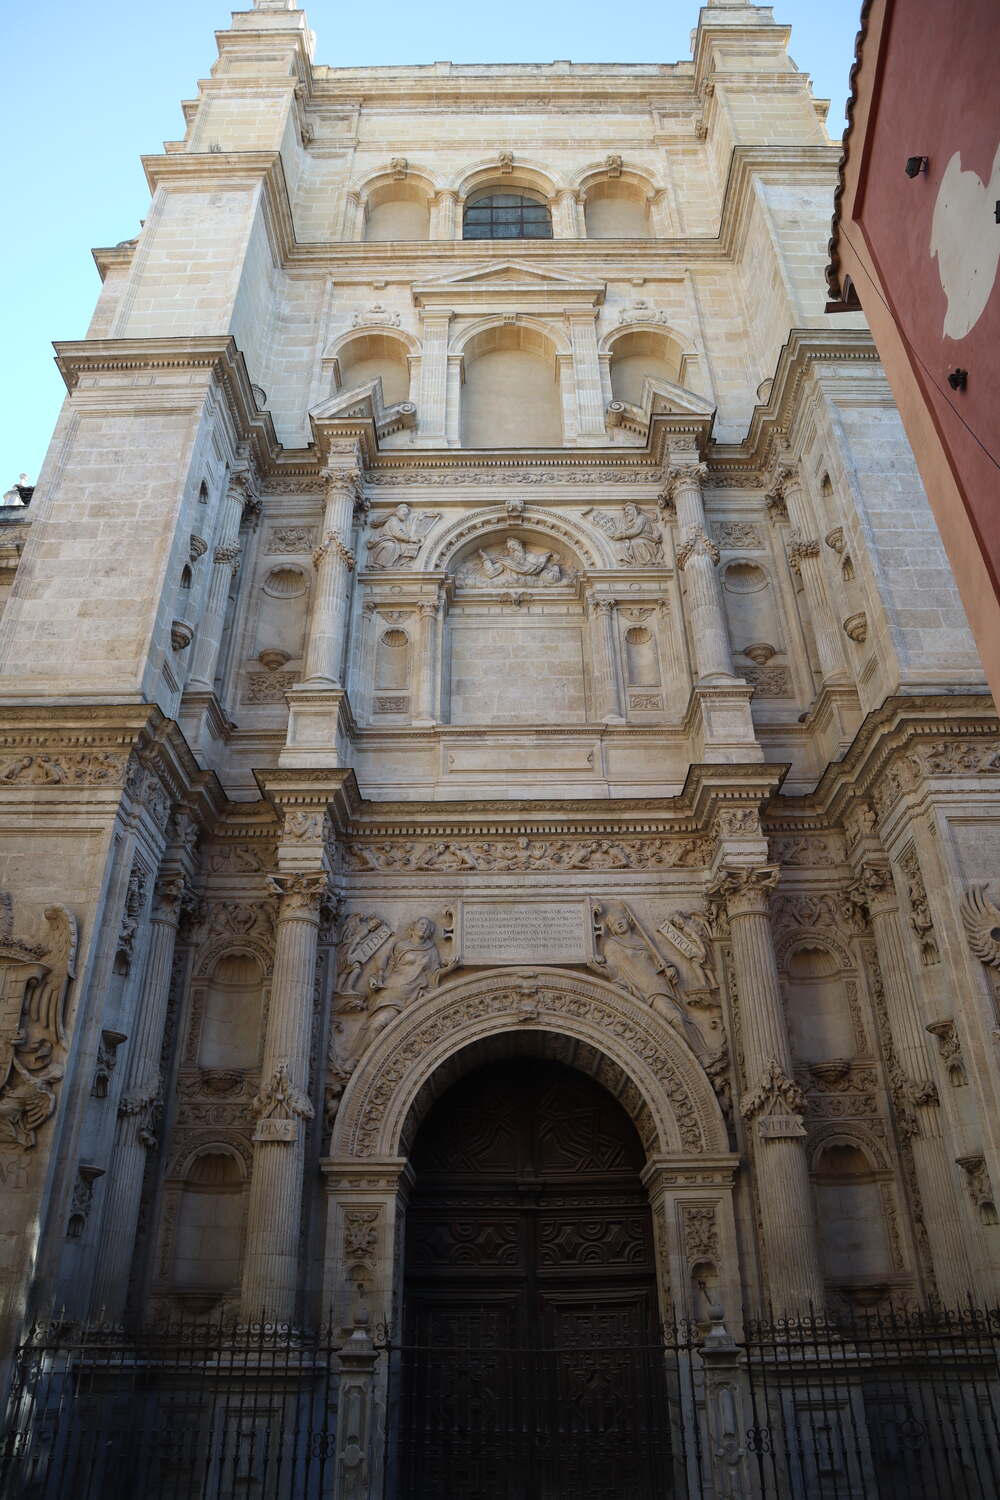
[366,504,440,570]
[473,537,565,587]
[0,901,77,1149]
[591,901,706,1057]
[584,504,663,567]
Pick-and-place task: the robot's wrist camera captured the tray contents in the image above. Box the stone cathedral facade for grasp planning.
[4,0,1000,1489]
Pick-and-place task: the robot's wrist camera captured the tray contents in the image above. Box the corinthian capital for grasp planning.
[854,859,898,914]
[708,864,779,917]
[665,461,708,500]
[320,463,362,502]
[675,525,720,570]
[268,872,330,919]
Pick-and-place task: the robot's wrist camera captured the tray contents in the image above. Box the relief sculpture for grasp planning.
[591,901,706,1056]
[368,918,457,1034]
[583,504,663,566]
[366,504,440,569]
[460,537,567,588]
[0,898,78,1150]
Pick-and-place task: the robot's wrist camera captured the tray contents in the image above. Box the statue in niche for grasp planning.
[591,901,706,1056]
[367,917,456,1034]
[584,504,663,567]
[366,504,440,570]
[473,537,564,586]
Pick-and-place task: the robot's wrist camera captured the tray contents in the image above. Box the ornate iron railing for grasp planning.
[0,1315,340,1500]
[4,1302,1000,1498]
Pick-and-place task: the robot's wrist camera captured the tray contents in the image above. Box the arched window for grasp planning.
[463,191,552,240]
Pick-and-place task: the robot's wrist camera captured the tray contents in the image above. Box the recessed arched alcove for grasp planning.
[363,180,432,241]
[460,323,563,448]
[336,331,412,406]
[584,178,651,238]
[608,328,683,407]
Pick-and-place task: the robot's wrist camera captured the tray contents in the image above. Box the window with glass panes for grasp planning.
[463,192,553,240]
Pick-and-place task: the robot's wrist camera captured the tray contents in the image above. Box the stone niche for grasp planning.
[446,529,588,726]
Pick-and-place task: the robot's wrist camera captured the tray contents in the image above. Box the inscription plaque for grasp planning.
[460,900,590,966]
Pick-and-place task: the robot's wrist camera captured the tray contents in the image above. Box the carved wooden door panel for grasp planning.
[399,1060,670,1500]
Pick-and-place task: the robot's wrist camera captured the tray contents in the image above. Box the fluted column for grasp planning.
[241,872,327,1320]
[773,463,848,682]
[589,598,624,721]
[855,859,974,1297]
[649,189,672,237]
[430,189,459,239]
[302,468,360,687]
[669,461,735,682]
[91,872,188,1315]
[567,312,606,439]
[413,595,441,724]
[416,312,452,443]
[553,189,582,237]
[711,865,825,1309]
[342,189,364,241]
[188,472,253,691]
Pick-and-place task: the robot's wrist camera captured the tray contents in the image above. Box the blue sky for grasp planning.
[2,1,859,485]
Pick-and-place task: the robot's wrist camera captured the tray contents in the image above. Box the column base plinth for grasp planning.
[279,685,355,768]
[685,682,763,764]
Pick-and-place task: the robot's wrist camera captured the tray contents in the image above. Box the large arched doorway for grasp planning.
[398,1057,670,1499]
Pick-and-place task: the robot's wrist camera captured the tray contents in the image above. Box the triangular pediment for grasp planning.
[308,379,416,441]
[414,261,605,309]
[609,376,716,438]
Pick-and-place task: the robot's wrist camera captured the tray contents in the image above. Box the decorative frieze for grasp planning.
[0,750,126,785]
[343,835,712,873]
[265,525,318,554]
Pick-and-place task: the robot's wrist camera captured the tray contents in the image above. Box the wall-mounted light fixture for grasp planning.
[947,368,968,391]
[904,156,929,178]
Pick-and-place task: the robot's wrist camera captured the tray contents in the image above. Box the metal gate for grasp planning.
[389,1334,683,1500]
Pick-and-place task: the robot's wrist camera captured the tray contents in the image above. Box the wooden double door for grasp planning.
[398,1060,670,1500]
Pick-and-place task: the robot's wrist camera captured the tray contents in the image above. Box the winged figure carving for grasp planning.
[960,884,1000,969]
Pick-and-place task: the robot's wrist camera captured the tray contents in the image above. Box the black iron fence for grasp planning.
[3,1303,1000,1499]
[738,1304,1000,1500]
[0,1316,340,1500]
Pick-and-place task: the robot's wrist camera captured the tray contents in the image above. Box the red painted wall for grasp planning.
[851,0,1000,602]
